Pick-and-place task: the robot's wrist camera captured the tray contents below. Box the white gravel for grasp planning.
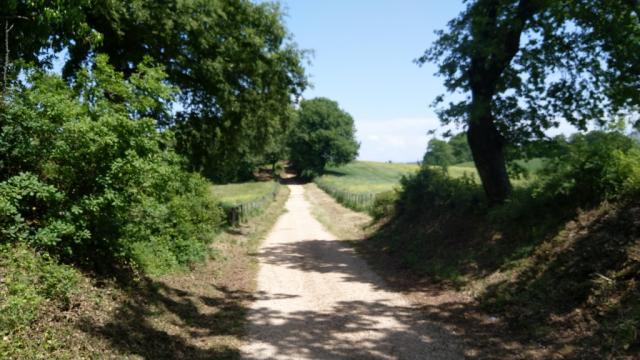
[242,184,463,360]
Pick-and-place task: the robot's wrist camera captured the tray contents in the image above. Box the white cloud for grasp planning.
[355,117,447,162]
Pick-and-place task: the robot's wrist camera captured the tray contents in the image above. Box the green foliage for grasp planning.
[537,131,640,204]
[370,191,398,220]
[422,132,473,169]
[448,132,473,163]
[289,98,359,178]
[0,243,79,336]
[0,0,95,72]
[0,58,224,274]
[422,138,455,168]
[398,167,483,216]
[5,0,308,182]
[420,1,640,145]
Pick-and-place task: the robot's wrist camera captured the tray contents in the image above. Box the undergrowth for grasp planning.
[370,131,640,357]
[0,243,80,358]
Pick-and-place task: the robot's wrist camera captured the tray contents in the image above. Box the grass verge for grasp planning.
[0,186,290,359]
[303,183,371,240]
[211,181,279,206]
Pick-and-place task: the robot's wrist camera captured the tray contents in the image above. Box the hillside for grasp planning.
[317,161,420,194]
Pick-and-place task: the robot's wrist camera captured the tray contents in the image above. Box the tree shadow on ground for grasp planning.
[478,200,640,358]
[257,239,385,289]
[244,235,464,359]
[353,237,553,360]
[244,299,462,359]
[357,199,640,359]
[78,279,253,359]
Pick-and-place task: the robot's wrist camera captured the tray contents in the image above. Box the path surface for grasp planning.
[241,185,462,360]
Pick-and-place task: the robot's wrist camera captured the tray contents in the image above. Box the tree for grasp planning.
[422,138,455,168]
[3,0,307,182]
[419,0,640,203]
[448,132,473,164]
[288,98,359,177]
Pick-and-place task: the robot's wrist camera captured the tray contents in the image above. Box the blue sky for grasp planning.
[278,1,466,162]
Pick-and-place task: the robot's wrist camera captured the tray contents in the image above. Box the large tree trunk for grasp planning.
[466,99,512,204]
[462,0,540,204]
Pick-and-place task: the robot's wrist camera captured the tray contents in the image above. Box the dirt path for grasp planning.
[241,185,462,360]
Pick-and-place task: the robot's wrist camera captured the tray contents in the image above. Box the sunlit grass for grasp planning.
[317,161,420,194]
[317,158,545,196]
[210,181,278,205]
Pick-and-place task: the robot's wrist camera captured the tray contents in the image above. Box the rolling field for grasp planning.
[317,160,486,194]
[445,158,546,187]
[314,161,420,211]
[316,161,420,194]
[314,159,545,212]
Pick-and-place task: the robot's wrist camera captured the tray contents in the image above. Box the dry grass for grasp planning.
[303,183,372,240]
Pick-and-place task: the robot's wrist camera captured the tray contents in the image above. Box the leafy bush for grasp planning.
[0,244,79,335]
[397,167,483,216]
[0,56,224,274]
[370,191,398,220]
[536,131,640,204]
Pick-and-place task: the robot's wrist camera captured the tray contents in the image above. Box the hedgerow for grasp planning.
[0,55,224,275]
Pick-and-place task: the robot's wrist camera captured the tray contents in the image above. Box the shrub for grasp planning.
[370,191,398,220]
[536,131,640,204]
[0,56,224,275]
[397,167,483,216]
[0,244,79,335]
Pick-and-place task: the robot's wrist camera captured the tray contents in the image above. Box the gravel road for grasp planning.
[241,184,462,360]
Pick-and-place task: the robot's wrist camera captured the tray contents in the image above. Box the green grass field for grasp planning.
[315,158,546,204]
[210,181,278,206]
[317,161,420,194]
[447,158,546,185]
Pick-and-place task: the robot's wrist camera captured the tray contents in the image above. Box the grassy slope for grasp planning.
[317,158,637,358]
[317,161,419,193]
[210,181,278,205]
[368,183,639,358]
[1,186,290,359]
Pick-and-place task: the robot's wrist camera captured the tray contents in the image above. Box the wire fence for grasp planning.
[222,182,281,226]
[314,179,377,212]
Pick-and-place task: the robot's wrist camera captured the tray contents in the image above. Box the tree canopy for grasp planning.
[419,0,640,203]
[422,133,472,168]
[423,139,455,168]
[3,0,307,181]
[288,97,359,177]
